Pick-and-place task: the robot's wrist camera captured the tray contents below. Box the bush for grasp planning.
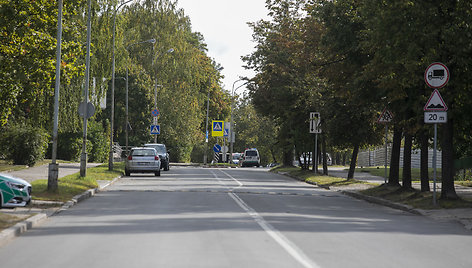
[0,124,49,166]
[57,132,83,161]
[87,121,109,163]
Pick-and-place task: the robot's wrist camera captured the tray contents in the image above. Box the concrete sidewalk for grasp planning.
[2,162,102,183]
[326,166,472,231]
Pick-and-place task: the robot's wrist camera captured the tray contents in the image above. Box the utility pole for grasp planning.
[48,0,63,191]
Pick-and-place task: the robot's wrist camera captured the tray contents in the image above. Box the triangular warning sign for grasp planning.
[424,89,448,111]
[377,108,393,123]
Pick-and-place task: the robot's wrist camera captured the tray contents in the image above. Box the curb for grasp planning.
[0,176,121,247]
[276,170,472,231]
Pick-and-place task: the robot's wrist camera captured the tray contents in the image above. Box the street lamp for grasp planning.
[48,0,63,191]
[203,66,223,165]
[152,48,174,143]
[110,0,133,171]
[230,78,249,161]
[125,38,156,155]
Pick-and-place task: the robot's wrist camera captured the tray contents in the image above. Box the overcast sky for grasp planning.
[175,0,269,93]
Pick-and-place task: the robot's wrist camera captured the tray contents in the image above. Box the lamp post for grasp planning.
[48,0,63,191]
[152,48,174,143]
[230,78,249,161]
[204,78,211,165]
[125,38,156,155]
[109,0,133,171]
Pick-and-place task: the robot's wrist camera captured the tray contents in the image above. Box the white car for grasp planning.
[241,148,261,167]
[0,173,32,208]
[125,147,161,177]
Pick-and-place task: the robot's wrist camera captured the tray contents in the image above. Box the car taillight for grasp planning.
[155,156,159,160]
[128,155,132,160]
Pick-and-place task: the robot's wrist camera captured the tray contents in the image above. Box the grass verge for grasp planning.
[0,213,31,230]
[1,162,123,233]
[273,165,472,210]
[272,166,374,188]
[361,184,472,210]
[31,162,124,202]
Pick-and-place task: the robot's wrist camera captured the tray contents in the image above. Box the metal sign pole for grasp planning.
[384,125,388,184]
[433,123,437,206]
[314,133,318,173]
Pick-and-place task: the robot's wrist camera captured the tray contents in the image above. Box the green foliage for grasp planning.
[233,96,280,165]
[0,123,49,166]
[57,132,83,161]
[87,120,109,163]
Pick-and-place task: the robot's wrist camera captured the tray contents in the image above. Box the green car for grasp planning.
[0,173,32,208]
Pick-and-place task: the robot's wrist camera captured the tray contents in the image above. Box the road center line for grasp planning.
[219,169,244,188]
[228,192,321,268]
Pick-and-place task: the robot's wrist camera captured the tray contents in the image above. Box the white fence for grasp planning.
[357,147,441,169]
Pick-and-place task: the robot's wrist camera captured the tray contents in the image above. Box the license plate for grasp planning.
[137,162,149,166]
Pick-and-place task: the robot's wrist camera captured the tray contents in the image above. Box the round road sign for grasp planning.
[213,144,221,153]
[424,62,449,88]
[151,109,159,117]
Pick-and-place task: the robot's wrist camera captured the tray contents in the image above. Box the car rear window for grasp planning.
[145,144,166,154]
[245,150,258,156]
[132,149,155,156]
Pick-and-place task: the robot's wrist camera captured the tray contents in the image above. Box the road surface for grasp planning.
[1,166,471,268]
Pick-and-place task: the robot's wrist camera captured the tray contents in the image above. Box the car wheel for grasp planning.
[125,169,130,176]
[155,170,161,176]
[0,192,2,209]
[164,163,169,171]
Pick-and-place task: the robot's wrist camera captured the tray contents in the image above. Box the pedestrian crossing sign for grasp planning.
[150,124,160,135]
[212,120,224,137]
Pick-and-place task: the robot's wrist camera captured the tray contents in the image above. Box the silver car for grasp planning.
[0,173,32,208]
[125,147,161,177]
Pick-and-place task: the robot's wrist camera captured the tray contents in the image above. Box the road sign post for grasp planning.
[309,112,321,173]
[377,108,393,184]
[424,63,449,206]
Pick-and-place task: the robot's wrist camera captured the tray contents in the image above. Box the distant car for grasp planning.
[267,163,279,168]
[0,173,32,208]
[125,147,161,176]
[231,153,242,165]
[144,143,170,171]
[241,148,260,167]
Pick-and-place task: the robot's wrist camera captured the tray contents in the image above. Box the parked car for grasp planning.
[0,173,32,208]
[125,147,161,176]
[241,148,261,167]
[144,143,170,171]
[231,153,242,165]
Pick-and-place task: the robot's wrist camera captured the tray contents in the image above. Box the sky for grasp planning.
[175,0,269,93]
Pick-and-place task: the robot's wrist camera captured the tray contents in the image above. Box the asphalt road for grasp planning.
[1,166,472,268]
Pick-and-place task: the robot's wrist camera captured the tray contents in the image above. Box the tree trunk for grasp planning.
[283,145,293,166]
[322,135,328,175]
[440,118,459,200]
[347,143,359,179]
[402,133,412,189]
[419,130,430,192]
[388,124,402,186]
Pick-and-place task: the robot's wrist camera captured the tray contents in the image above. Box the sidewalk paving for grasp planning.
[326,167,472,231]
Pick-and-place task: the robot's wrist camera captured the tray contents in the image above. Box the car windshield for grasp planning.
[146,145,166,154]
[132,149,155,156]
[246,151,257,156]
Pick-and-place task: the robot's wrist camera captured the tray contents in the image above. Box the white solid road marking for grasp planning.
[229,192,321,268]
[211,169,320,268]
